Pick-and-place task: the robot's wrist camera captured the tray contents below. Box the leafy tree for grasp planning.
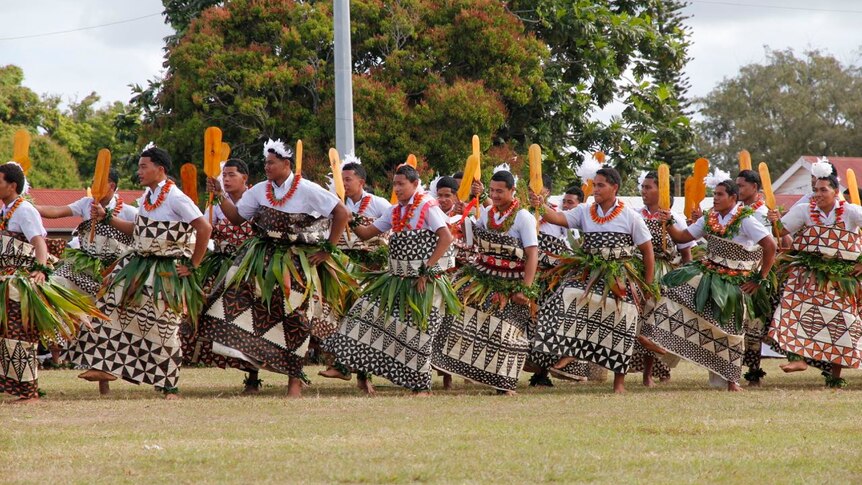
[0,124,83,189]
[695,48,862,176]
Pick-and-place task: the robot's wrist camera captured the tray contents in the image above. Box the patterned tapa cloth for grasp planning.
[68,216,196,389]
[769,225,862,368]
[531,232,643,375]
[181,217,255,369]
[53,219,133,296]
[198,208,336,377]
[432,228,533,391]
[641,235,763,382]
[324,230,456,391]
[0,234,44,398]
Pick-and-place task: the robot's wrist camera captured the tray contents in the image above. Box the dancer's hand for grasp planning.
[416,275,427,293]
[470,180,484,198]
[512,292,529,306]
[691,207,703,221]
[767,209,781,223]
[309,251,330,265]
[529,192,544,209]
[740,281,759,294]
[29,270,46,284]
[206,177,223,197]
[176,263,194,277]
[91,203,107,222]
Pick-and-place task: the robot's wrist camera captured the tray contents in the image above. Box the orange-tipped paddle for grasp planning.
[758,162,780,237]
[181,163,198,203]
[295,140,303,177]
[692,158,709,208]
[683,176,695,220]
[329,148,345,202]
[848,169,860,205]
[89,149,112,242]
[658,163,671,251]
[739,150,752,172]
[204,127,222,223]
[12,129,31,174]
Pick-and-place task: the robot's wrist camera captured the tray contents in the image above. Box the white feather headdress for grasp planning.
[428,174,442,198]
[493,162,519,186]
[576,154,603,182]
[342,152,361,167]
[810,157,834,179]
[263,139,293,159]
[637,171,648,188]
[5,161,29,194]
[704,168,731,190]
[141,141,156,153]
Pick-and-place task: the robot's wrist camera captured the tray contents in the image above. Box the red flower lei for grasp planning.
[706,205,746,236]
[590,199,625,224]
[0,197,24,231]
[265,175,302,207]
[749,193,765,212]
[641,207,662,220]
[357,195,372,215]
[143,180,174,212]
[111,197,124,217]
[810,199,844,226]
[392,193,427,232]
[487,199,520,233]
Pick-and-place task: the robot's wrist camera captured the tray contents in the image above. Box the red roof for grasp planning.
[800,156,862,178]
[775,194,802,209]
[28,189,143,231]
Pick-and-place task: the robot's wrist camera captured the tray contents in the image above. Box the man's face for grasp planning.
[137,157,163,187]
[436,187,457,213]
[489,180,515,210]
[592,174,617,205]
[0,172,17,200]
[736,177,758,202]
[640,178,658,206]
[712,185,736,212]
[813,179,837,207]
[222,166,247,193]
[342,169,364,198]
[264,153,290,181]
[393,174,418,204]
[561,194,579,210]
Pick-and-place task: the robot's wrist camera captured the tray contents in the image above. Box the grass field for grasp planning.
[3,360,862,484]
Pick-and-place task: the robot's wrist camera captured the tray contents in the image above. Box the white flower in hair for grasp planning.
[142,141,156,152]
[810,157,834,179]
[576,153,603,182]
[637,171,648,188]
[5,161,29,194]
[428,174,442,198]
[262,138,293,159]
[704,168,731,190]
[493,162,519,186]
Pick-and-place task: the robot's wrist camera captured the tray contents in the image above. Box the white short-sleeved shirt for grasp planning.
[745,202,770,227]
[687,204,771,246]
[68,194,139,222]
[562,199,652,246]
[476,207,539,248]
[137,180,204,224]
[638,207,696,250]
[781,199,862,234]
[237,174,339,221]
[211,191,245,223]
[346,191,391,218]
[540,220,568,239]
[5,199,46,242]
[373,192,447,233]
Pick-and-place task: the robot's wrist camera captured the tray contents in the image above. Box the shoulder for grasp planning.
[516,208,537,224]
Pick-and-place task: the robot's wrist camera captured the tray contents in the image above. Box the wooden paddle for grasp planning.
[692,158,709,213]
[658,163,671,252]
[758,162,780,238]
[738,150,752,172]
[847,169,860,205]
[89,149,112,242]
[203,127,222,223]
[12,129,31,174]
[181,163,199,203]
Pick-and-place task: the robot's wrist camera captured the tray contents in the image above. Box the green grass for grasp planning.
[3,361,862,484]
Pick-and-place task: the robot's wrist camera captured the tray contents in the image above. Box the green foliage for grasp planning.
[696,48,862,176]
[0,124,82,189]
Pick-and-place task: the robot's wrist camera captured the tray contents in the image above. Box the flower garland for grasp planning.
[143,180,174,212]
[749,193,765,212]
[590,199,625,224]
[265,175,302,207]
[357,195,372,215]
[487,199,520,233]
[392,193,426,232]
[0,197,25,231]
[110,197,124,217]
[703,205,754,239]
[809,199,844,226]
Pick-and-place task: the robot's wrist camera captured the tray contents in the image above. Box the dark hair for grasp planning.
[736,169,762,190]
[436,176,459,193]
[817,174,840,190]
[642,171,658,186]
[342,162,367,182]
[224,158,249,176]
[490,170,516,190]
[716,179,739,197]
[109,168,119,185]
[595,166,622,189]
[542,174,553,192]
[266,146,294,163]
[565,185,584,202]
[141,146,172,172]
[395,164,419,182]
[452,171,464,180]
[0,163,26,194]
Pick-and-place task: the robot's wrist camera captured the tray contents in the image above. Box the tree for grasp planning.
[0,65,58,131]
[695,48,862,176]
[0,124,83,189]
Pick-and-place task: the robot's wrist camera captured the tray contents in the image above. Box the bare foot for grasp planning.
[637,335,667,355]
[164,393,181,400]
[642,375,655,388]
[659,376,671,383]
[318,367,351,381]
[357,376,376,396]
[780,361,809,373]
[727,382,744,392]
[78,369,117,382]
[98,381,111,396]
[553,356,577,370]
[442,374,452,390]
[10,396,40,404]
[613,373,625,393]
[286,377,303,398]
[242,385,260,395]
[412,390,432,397]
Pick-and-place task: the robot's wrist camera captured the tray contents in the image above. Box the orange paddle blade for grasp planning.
[204,127,222,178]
[472,135,480,157]
[12,129,31,174]
[683,176,695,219]
[181,163,199,202]
[594,151,605,164]
[738,150,752,172]
[658,164,671,210]
[529,144,543,195]
[457,154,480,202]
[757,162,776,210]
[91,149,112,201]
[329,148,345,202]
[582,179,594,199]
[847,169,860,205]
[220,142,231,162]
[692,158,709,205]
[295,140,302,176]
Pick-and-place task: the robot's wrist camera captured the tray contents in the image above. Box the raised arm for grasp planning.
[37,205,73,219]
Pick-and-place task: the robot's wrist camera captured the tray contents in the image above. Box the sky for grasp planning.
[2,0,862,115]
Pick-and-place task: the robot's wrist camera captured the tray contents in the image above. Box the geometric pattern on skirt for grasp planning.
[768,266,862,368]
[628,341,671,380]
[640,274,744,382]
[53,261,101,296]
[1,287,40,398]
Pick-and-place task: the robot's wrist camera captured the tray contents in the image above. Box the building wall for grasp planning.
[775,168,812,195]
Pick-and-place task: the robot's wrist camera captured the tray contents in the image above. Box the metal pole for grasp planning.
[333,0,355,155]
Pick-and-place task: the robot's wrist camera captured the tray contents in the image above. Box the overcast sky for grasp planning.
[3,0,862,115]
